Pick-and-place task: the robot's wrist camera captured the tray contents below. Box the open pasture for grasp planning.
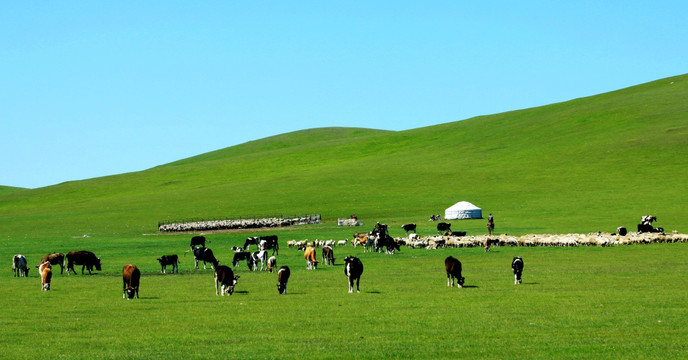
[2,232,687,359]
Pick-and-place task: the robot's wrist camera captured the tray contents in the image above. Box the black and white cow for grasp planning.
[512,257,524,284]
[277,266,290,295]
[437,222,452,233]
[401,223,416,234]
[376,235,400,254]
[12,254,29,277]
[156,254,178,274]
[259,235,279,255]
[243,237,260,252]
[190,235,207,250]
[232,251,253,268]
[251,250,268,271]
[192,247,218,270]
[214,265,239,296]
[445,256,465,288]
[344,256,363,293]
[322,246,335,265]
[267,256,277,273]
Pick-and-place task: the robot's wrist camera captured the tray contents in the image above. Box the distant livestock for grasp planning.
[277,266,291,295]
[512,257,524,285]
[12,254,29,277]
[445,256,465,288]
[344,256,363,293]
[437,222,452,233]
[122,264,141,299]
[157,255,178,274]
[66,251,102,275]
[214,265,239,296]
[38,261,52,291]
[39,253,65,274]
[401,223,416,234]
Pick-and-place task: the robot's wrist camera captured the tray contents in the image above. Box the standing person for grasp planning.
[487,213,495,235]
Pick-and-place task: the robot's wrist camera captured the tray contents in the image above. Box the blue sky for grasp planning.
[2,1,686,188]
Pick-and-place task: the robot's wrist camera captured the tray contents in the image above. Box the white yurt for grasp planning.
[444,201,482,220]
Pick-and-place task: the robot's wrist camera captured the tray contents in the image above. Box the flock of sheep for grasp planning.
[158,215,321,232]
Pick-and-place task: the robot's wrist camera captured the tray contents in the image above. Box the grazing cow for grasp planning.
[243,236,260,251]
[190,235,207,249]
[259,235,279,255]
[445,256,465,288]
[267,256,277,273]
[276,266,290,295]
[122,264,140,299]
[156,255,178,274]
[232,251,253,268]
[38,261,52,291]
[322,246,335,266]
[401,223,417,234]
[344,256,363,293]
[484,238,499,252]
[437,222,452,233]
[214,265,239,296]
[66,251,102,275]
[251,250,268,271]
[512,257,524,284]
[39,253,65,274]
[192,247,219,270]
[12,254,29,277]
[304,247,318,270]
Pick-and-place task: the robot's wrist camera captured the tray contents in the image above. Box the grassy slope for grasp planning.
[0,75,686,240]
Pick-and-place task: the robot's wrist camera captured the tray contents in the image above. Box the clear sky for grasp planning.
[2,1,686,189]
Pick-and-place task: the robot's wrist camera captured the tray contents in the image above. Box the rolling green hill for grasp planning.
[1,74,686,240]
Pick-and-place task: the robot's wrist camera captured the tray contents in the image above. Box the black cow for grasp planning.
[259,235,279,255]
[157,254,178,274]
[512,257,524,284]
[192,247,218,270]
[214,265,239,296]
[437,222,452,233]
[66,251,102,275]
[190,236,207,250]
[232,251,253,268]
[344,256,364,293]
[401,223,416,234]
[450,231,466,237]
[322,246,335,265]
[277,266,291,295]
[122,264,140,299]
[616,226,628,236]
[39,253,65,275]
[376,235,400,254]
[445,256,465,288]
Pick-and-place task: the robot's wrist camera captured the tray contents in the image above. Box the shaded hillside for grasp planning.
[0,75,686,238]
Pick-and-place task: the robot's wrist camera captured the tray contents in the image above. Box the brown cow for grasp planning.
[322,246,335,266]
[304,246,318,270]
[277,266,290,295]
[122,264,140,299]
[214,265,239,296]
[39,253,65,274]
[66,251,102,275]
[38,261,52,291]
[267,256,277,273]
[445,256,465,288]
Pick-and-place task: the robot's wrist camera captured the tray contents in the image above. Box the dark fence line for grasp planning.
[158,214,321,233]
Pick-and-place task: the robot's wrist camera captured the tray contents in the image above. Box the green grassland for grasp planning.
[1,74,687,359]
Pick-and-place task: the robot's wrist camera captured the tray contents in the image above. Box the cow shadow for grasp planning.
[462,285,479,288]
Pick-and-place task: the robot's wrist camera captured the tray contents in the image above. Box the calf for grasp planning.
[304,246,318,270]
[232,251,253,268]
[322,246,335,266]
[39,253,64,274]
[344,256,363,293]
[190,235,207,249]
[512,257,524,284]
[12,254,29,277]
[401,223,416,234]
[122,264,140,299]
[157,254,178,274]
[192,247,219,270]
[66,251,102,275]
[251,250,268,271]
[445,256,465,288]
[267,256,277,273]
[276,266,291,295]
[38,261,52,291]
[214,265,239,296]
